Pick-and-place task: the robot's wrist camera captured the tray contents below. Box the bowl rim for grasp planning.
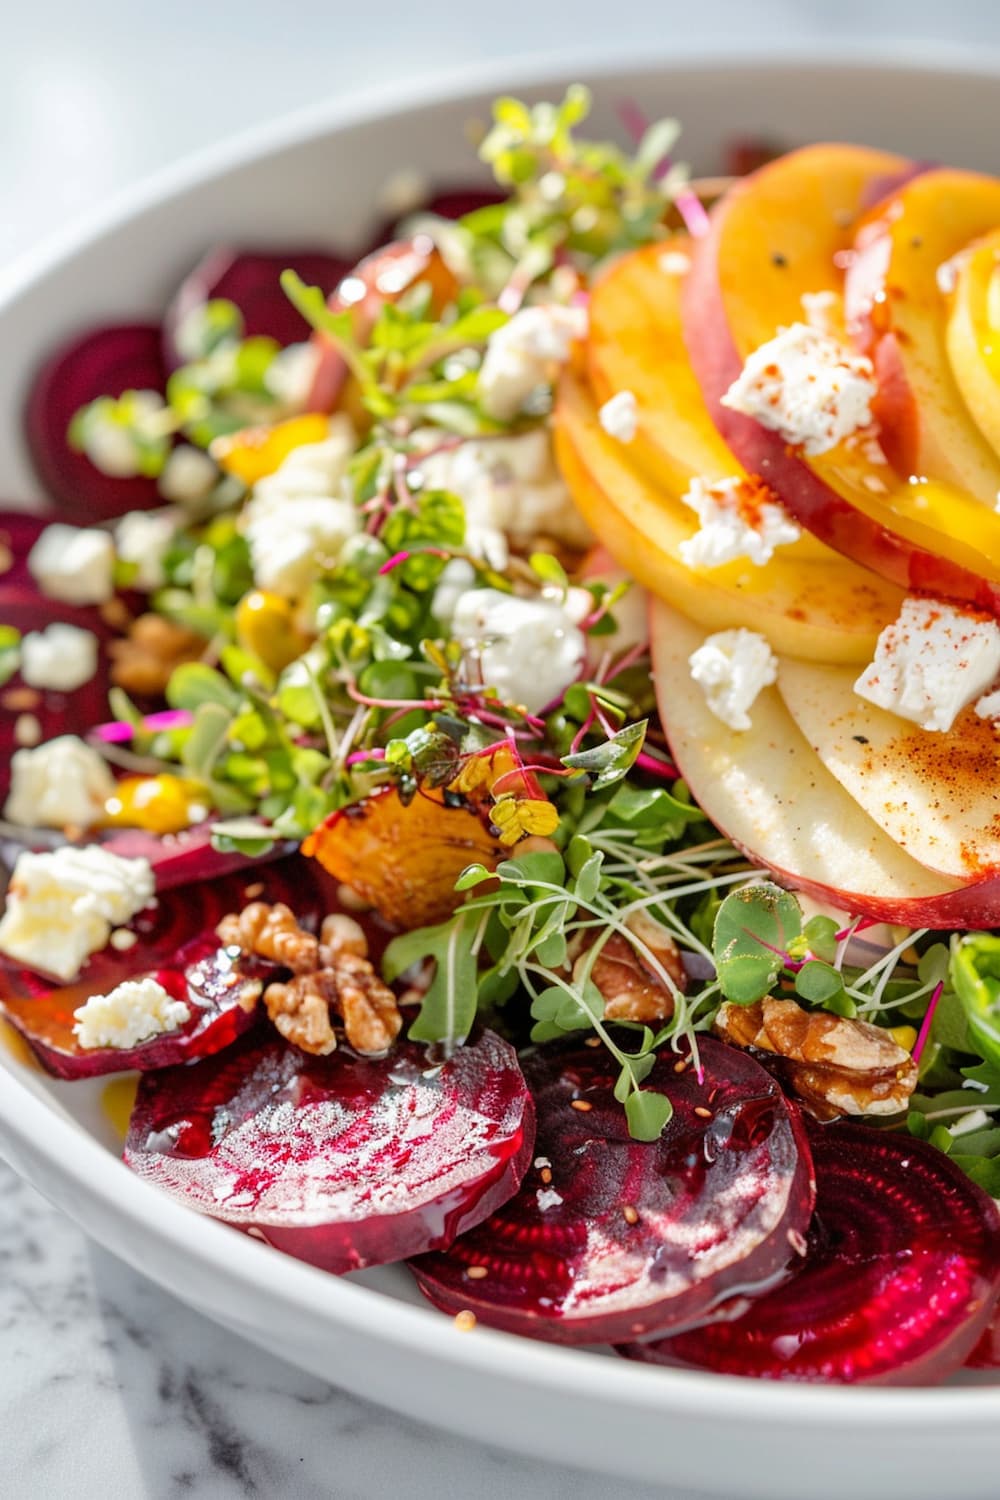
[2,40,1000,1421]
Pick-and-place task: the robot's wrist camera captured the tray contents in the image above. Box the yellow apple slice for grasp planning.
[776,657,1000,880]
[647,599,1000,927]
[687,145,1000,610]
[945,228,1000,458]
[846,169,1000,501]
[554,370,902,664]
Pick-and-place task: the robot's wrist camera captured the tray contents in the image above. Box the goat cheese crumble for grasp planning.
[478,304,587,421]
[157,445,218,506]
[598,390,638,443]
[855,597,1000,733]
[689,628,778,731]
[73,977,191,1051]
[27,523,115,605]
[721,322,877,456]
[20,623,98,692]
[451,588,587,714]
[0,845,155,982]
[417,428,591,571]
[4,735,116,830]
[241,416,358,597]
[115,508,179,591]
[678,475,801,569]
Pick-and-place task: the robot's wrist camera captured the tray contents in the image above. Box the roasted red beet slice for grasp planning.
[967,1306,1000,1369]
[625,1123,1000,1385]
[124,1028,535,1272]
[0,934,273,1079]
[0,854,335,1003]
[408,1037,814,1345]
[99,825,298,893]
[162,247,352,370]
[25,324,165,520]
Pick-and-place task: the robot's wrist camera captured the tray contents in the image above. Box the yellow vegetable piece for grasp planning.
[235,589,311,671]
[103,774,206,835]
[101,1076,140,1141]
[211,412,331,486]
[889,1025,918,1053]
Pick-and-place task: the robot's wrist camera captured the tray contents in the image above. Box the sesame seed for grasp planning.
[694,1106,712,1119]
[673,1059,688,1074]
[622,1205,639,1226]
[571,1099,593,1112]
[540,1167,553,1185]
[466,1265,489,1280]
[454,1310,477,1331]
[244,882,265,900]
[585,1037,602,1048]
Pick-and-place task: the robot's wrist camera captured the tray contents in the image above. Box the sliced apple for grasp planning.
[554,371,902,664]
[685,145,1000,612]
[650,597,1000,928]
[945,228,1000,457]
[845,170,1000,500]
[776,657,1000,880]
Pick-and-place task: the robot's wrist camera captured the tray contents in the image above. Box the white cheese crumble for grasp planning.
[678,475,801,570]
[157,445,218,506]
[721,322,877,456]
[431,559,477,623]
[0,844,155,982]
[854,597,1000,733]
[241,416,359,597]
[4,735,116,830]
[976,688,1000,720]
[417,427,591,571]
[73,977,191,1051]
[114,508,179,591]
[598,390,638,443]
[478,304,587,421]
[689,628,778,732]
[20,623,98,692]
[27,523,115,605]
[800,289,839,335]
[535,1187,564,1212]
[451,588,586,714]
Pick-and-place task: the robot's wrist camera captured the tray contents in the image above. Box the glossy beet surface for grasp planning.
[0,852,335,1010]
[124,1028,535,1273]
[161,247,352,369]
[409,1038,815,1345]
[25,324,165,519]
[0,935,273,1080]
[625,1122,1000,1384]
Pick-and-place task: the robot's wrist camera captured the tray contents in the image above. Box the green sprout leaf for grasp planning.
[561,719,647,790]
[624,1089,673,1142]
[713,883,802,1005]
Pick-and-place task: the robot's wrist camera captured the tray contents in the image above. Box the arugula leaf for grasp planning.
[713,883,802,1005]
[383,911,481,1049]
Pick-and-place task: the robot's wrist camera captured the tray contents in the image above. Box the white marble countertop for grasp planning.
[2,4,999,1495]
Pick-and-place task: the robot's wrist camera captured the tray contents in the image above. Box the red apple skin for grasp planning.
[682,207,1000,616]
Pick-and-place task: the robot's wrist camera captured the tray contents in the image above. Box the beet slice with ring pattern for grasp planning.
[624,1121,1000,1384]
[408,1036,815,1345]
[124,1028,535,1273]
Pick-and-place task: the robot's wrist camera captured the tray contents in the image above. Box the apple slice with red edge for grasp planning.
[124,1027,535,1274]
[844,169,1000,500]
[649,597,1000,927]
[684,146,1000,613]
[409,1036,814,1345]
[623,1120,1000,1384]
[945,227,1000,458]
[776,657,1000,881]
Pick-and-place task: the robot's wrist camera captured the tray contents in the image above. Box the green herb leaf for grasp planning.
[951,933,1000,1071]
[712,883,802,1005]
[561,719,648,790]
[794,960,847,1009]
[384,911,481,1049]
[624,1089,673,1142]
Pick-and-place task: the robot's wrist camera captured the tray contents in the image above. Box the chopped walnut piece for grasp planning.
[319,912,368,961]
[330,951,403,1055]
[216,902,319,974]
[714,996,918,1118]
[572,910,686,1023]
[264,973,339,1055]
[108,613,206,697]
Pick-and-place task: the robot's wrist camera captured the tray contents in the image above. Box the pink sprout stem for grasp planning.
[93,709,193,743]
[634,749,679,782]
[345,748,384,765]
[346,684,446,712]
[912,981,945,1065]
[674,189,711,239]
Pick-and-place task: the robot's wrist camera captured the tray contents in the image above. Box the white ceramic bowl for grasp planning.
[2,51,1000,1500]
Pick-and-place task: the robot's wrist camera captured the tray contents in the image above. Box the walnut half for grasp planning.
[572,910,686,1024]
[714,996,918,1118]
